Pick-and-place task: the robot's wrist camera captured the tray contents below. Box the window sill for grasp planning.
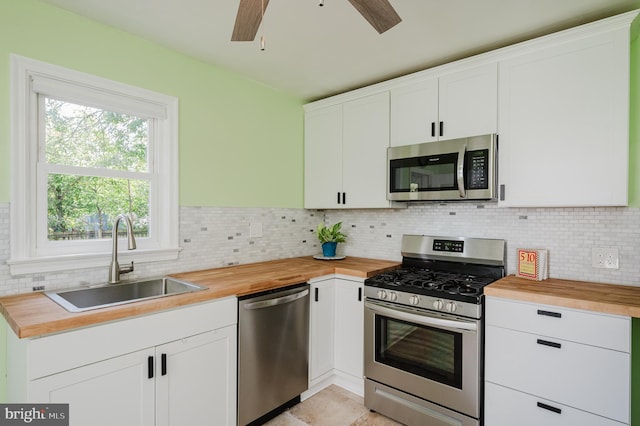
[7,247,181,276]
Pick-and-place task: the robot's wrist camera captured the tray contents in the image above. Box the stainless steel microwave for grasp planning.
[388,134,497,202]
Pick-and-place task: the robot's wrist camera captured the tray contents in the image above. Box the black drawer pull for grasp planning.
[315,287,319,302]
[537,402,562,414]
[161,353,167,376]
[337,192,341,204]
[537,309,562,318]
[148,356,154,379]
[439,121,444,137]
[358,287,362,302]
[431,122,435,137]
[537,339,561,349]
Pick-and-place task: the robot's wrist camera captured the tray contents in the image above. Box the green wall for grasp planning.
[0,0,304,208]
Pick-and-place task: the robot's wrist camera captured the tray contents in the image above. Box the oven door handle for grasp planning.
[365,301,477,332]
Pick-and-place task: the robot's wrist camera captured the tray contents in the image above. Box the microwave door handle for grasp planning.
[457,143,467,198]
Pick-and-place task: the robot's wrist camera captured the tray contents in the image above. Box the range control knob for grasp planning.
[409,295,421,306]
[446,302,458,313]
[389,291,398,302]
[377,289,388,300]
[433,299,444,310]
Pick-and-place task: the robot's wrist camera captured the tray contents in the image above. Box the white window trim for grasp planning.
[8,55,180,275]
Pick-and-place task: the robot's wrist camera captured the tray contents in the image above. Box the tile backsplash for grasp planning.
[0,204,321,296]
[0,202,638,295]
[326,203,640,286]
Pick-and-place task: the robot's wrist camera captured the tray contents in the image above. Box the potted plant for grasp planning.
[316,222,347,257]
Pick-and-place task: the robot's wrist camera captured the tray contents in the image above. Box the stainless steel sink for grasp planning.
[45,277,207,312]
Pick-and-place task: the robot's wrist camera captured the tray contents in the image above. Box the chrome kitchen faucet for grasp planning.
[108,214,137,284]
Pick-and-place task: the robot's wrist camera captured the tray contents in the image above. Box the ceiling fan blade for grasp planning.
[348,0,402,34]
[231,0,270,41]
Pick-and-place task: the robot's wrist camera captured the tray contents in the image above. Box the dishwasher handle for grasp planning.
[243,289,309,310]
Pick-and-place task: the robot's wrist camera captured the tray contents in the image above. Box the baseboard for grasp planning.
[302,369,364,401]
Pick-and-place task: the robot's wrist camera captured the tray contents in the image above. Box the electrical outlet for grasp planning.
[249,222,263,238]
[591,247,619,269]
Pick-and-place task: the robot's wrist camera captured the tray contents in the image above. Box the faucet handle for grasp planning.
[120,261,135,275]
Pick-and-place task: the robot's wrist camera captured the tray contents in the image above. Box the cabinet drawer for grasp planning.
[485,382,627,426]
[486,297,630,351]
[486,325,629,423]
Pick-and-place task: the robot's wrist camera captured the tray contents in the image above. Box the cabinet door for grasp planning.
[485,382,625,426]
[342,92,391,208]
[156,326,237,426]
[30,349,155,426]
[309,280,335,381]
[304,105,343,208]
[333,279,364,379]
[438,63,497,140]
[498,28,629,207]
[390,78,439,146]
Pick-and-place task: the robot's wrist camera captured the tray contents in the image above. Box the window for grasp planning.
[9,55,179,274]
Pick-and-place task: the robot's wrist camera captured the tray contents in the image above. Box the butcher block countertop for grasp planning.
[486,275,640,317]
[0,256,399,339]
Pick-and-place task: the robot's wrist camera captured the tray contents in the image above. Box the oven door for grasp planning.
[364,299,482,419]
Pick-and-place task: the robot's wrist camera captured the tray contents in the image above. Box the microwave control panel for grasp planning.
[465,149,489,189]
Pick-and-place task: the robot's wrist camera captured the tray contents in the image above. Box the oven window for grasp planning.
[375,315,463,389]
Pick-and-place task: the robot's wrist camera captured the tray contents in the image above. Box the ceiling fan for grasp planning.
[231,0,402,41]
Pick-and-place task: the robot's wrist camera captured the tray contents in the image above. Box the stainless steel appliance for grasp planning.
[237,283,310,426]
[387,134,498,202]
[364,235,505,426]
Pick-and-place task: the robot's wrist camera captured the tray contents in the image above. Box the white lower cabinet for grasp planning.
[485,296,631,425]
[309,278,335,384]
[308,276,365,396]
[333,278,364,394]
[31,348,155,426]
[8,298,237,426]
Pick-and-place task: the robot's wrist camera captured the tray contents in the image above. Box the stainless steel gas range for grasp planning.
[364,234,505,426]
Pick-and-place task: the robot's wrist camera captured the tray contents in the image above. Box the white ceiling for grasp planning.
[40,0,640,101]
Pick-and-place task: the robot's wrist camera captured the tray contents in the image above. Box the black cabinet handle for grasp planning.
[161,353,167,376]
[439,121,443,137]
[431,122,435,137]
[337,192,341,204]
[537,309,562,318]
[537,339,561,349]
[499,184,505,201]
[342,192,346,205]
[148,356,154,379]
[358,287,362,302]
[315,287,319,302]
[537,402,562,414]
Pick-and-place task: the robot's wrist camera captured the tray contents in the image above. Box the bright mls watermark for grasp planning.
[0,404,68,425]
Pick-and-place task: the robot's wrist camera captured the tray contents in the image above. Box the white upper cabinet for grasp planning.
[390,78,439,145]
[390,63,498,147]
[305,92,394,209]
[304,105,343,209]
[497,22,631,207]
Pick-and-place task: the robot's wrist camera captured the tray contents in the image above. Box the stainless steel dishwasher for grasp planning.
[237,283,310,426]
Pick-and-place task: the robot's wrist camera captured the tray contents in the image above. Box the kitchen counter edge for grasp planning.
[486,275,640,317]
[0,256,400,339]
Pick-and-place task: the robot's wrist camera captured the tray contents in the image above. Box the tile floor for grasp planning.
[263,385,403,426]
